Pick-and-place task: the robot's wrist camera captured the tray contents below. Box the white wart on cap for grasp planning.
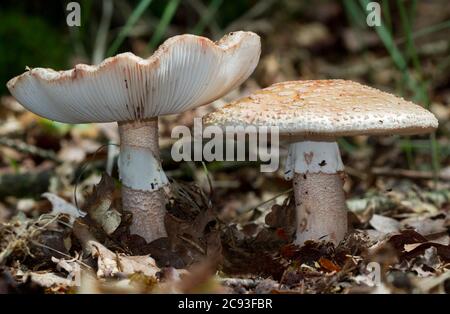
[204,80,438,245]
[7,31,261,243]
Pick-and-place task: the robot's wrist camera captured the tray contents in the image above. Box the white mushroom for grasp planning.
[203,79,438,245]
[7,31,261,243]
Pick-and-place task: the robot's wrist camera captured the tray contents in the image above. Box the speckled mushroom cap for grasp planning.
[6,31,260,124]
[203,80,438,140]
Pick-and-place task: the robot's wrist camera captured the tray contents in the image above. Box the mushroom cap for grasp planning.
[7,31,260,124]
[203,80,438,140]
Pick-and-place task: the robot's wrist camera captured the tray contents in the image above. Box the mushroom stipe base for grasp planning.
[122,185,167,241]
[293,172,348,245]
[118,119,168,242]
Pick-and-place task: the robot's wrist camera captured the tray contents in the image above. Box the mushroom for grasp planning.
[6,31,261,242]
[203,80,438,245]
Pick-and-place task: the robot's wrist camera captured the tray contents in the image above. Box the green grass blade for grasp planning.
[106,0,153,57]
[191,0,223,35]
[381,0,392,32]
[338,138,358,154]
[148,0,181,50]
[409,19,450,41]
[396,0,440,175]
[396,0,422,73]
[396,0,422,170]
[342,0,366,28]
[357,0,441,175]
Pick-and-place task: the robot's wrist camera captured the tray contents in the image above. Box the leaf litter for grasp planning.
[1,170,449,294]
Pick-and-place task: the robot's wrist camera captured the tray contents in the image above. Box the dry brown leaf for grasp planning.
[26,272,73,288]
[401,216,447,236]
[43,192,86,224]
[83,173,121,235]
[414,270,450,293]
[90,241,160,278]
[318,257,341,272]
[404,243,423,252]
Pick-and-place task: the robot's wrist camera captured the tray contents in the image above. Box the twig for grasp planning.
[73,143,118,210]
[72,220,98,255]
[219,277,262,288]
[29,214,60,238]
[0,168,52,199]
[242,188,293,213]
[177,234,205,255]
[30,240,92,270]
[0,138,60,163]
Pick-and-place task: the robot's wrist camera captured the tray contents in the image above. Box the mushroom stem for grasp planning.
[118,118,168,242]
[293,172,347,245]
[286,141,347,245]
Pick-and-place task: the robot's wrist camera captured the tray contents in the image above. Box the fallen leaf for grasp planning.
[318,257,341,272]
[388,230,450,262]
[73,220,160,279]
[155,261,225,293]
[42,193,86,224]
[388,230,428,250]
[414,247,441,271]
[426,233,450,246]
[254,278,279,294]
[400,200,438,214]
[51,256,81,283]
[401,215,447,235]
[414,270,450,292]
[26,272,74,288]
[404,243,423,252]
[90,241,160,278]
[83,173,121,235]
[369,214,400,234]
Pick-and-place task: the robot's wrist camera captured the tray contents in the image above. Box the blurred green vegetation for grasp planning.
[342,0,448,177]
[0,0,261,94]
[0,10,69,94]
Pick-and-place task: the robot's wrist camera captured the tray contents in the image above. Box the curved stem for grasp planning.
[118,118,168,242]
